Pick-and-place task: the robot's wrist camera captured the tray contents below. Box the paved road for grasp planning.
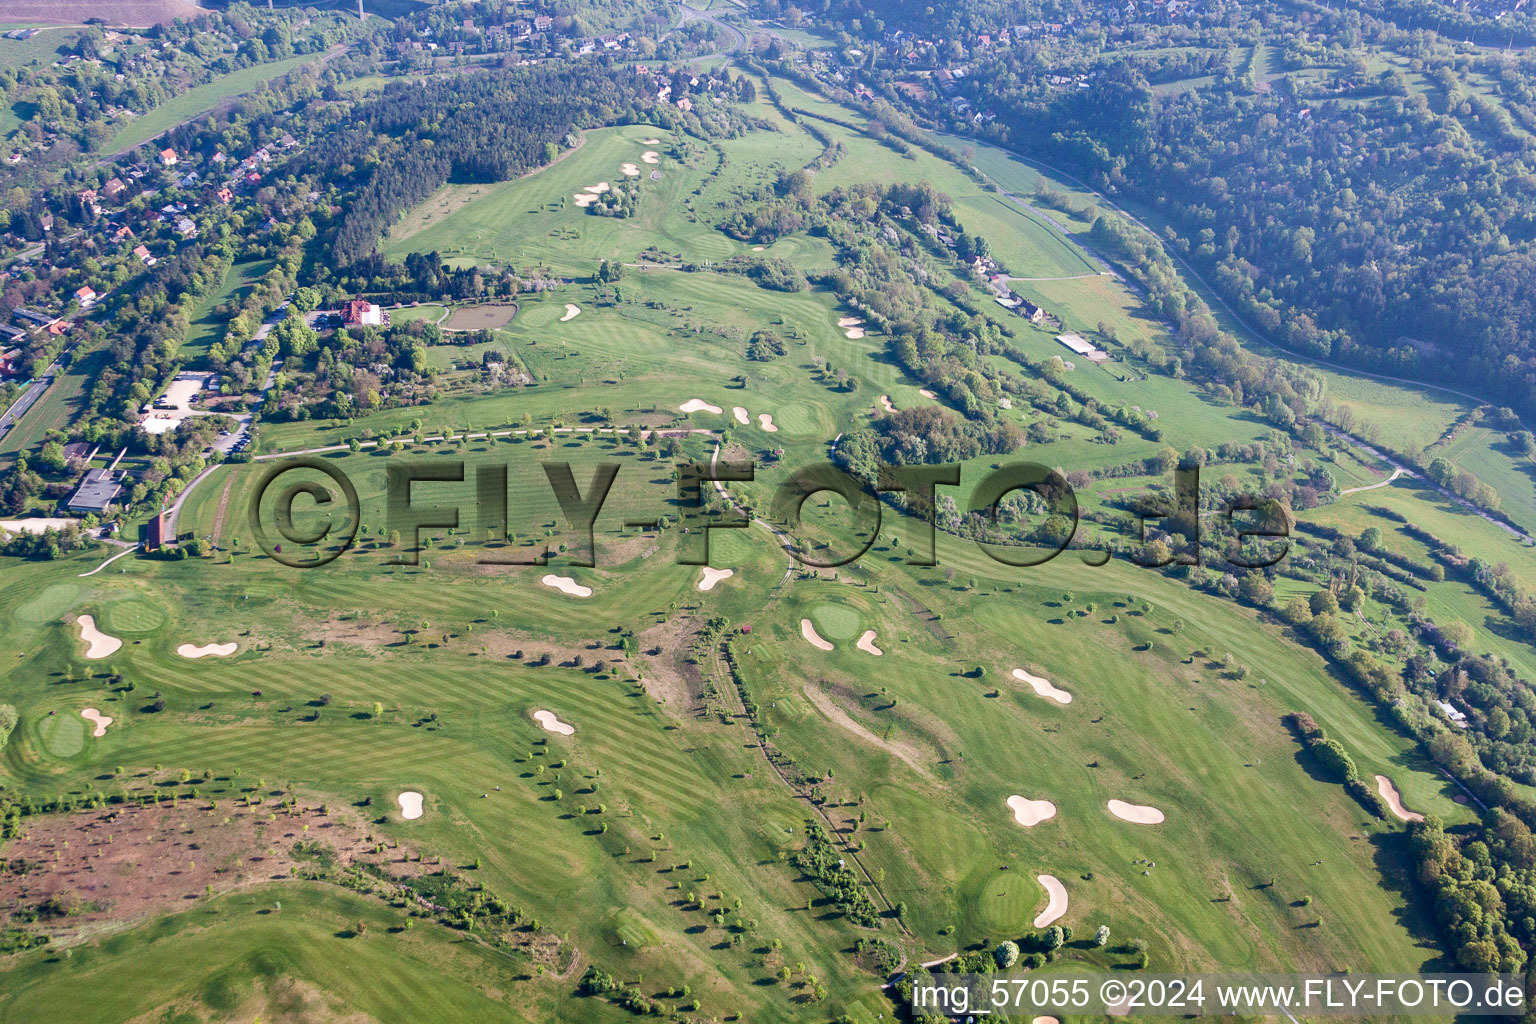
[0,376,51,446]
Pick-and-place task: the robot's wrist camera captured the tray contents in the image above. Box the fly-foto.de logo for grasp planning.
[246,456,1290,572]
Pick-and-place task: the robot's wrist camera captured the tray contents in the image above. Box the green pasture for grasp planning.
[106,52,326,155]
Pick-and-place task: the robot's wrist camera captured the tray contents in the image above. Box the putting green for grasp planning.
[810,602,861,641]
[970,875,1034,935]
[15,583,83,624]
[103,597,166,635]
[767,400,825,435]
[37,711,86,759]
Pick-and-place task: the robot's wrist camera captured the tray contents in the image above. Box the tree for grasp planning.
[1309,589,1340,616]
[1094,925,1110,947]
[994,940,1019,968]
[1043,925,1064,950]
[372,702,384,718]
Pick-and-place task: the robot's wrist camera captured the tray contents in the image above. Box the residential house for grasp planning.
[343,299,384,326]
[74,286,97,308]
[159,147,178,167]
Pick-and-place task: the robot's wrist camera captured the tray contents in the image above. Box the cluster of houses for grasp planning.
[0,306,71,379]
[389,10,634,59]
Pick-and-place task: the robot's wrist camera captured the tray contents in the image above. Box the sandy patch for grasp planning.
[837,315,866,339]
[176,642,237,659]
[572,193,597,207]
[560,304,581,322]
[1012,668,1072,705]
[879,394,896,412]
[803,683,933,779]
[584,181,610,193]
[0,517,75,536]
[533,709,575,735]
[697,567,735,591]
[800,618,834,651]
[1107,799,1165,825]
[1374,775,1424,822]
[642,138,662,145]
[855,630,883,656]
[80,708,113,738]
[837,316,863,328]
[541,574,592,598]
[1032,1018,1061,1024]
[757,413,778,432]
[397,792,423,819]
[1034,874,1067,928]
[751,245,765,252]
[620,162,640,176]
[1006,795,1056,828]
[641,151,659,164]
[919,388,937,399]
[679,398,722,414]
[844,326,865,339]
[76,615,121,659]
[732,406,749,425]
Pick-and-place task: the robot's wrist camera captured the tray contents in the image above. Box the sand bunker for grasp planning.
[697,567,735,591]
[1032,1018,1061,1024]
[80,708,113,738]
[560,303,581,321]
[573,193,597,207]
[879,395,896,412]
[642,138,662,145]
[733,406,749,425]
[1006,795,1056,828]
[757,413,778,432]
[541,574,592,598]
[620,162,640,176]
[1375,775,1424,822]
[533,709,575,735]
[176,642,237,659]
[585,181,611,193]
[751,245,765,252]
[800,618,834,651]
[837,315,866,339]
[1012,668,1072,705]
[1107,799,1165,825]
[641,151,659,164]
[76,615,121,659]
[679,398,722,414]
[397,792,423,819]
[919,388,937,399]
[1033,874,1068,928]
[855,630,883,656]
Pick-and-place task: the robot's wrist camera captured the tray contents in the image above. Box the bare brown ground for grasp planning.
[0,798,421,945]
[0,0,205,25]
[802,682,936,779]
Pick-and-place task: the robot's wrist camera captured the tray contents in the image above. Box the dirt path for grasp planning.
[801,683,934,779]
[714,643,913,937]
[1339,466,1409,496]
[209,471,236,547]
